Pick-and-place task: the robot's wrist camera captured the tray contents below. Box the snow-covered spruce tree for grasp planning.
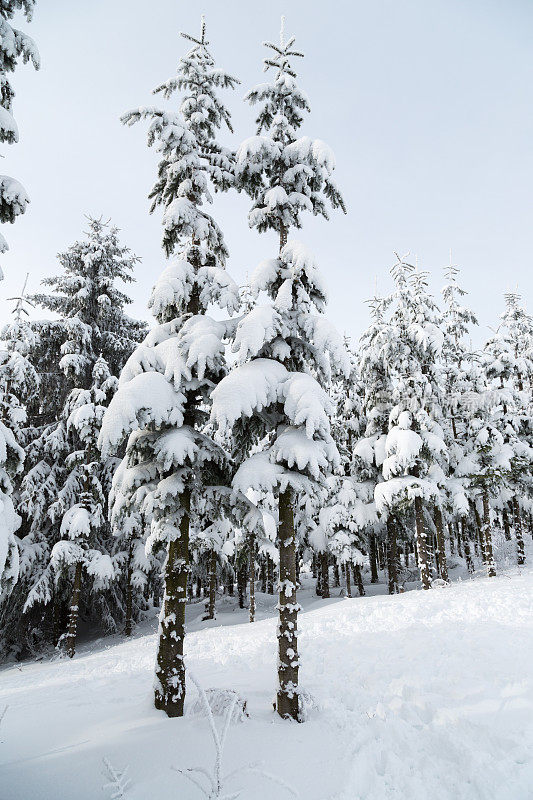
[374,256,447,590]
[440,262,479,572]
[212,19,346,721]
[16,219,145,657]
[320,341,375,597]
[0,275,37,607]
[100,20,240,717]
[0,0,39,598]
[353,294,405,592]
[483,292,533,566]
[0,1,40,260]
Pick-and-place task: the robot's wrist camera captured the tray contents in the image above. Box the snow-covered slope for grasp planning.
[1,569,532,800]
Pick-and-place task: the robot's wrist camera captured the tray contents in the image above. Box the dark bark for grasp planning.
[65,561,83,658]
[354,563,365,596]
[369,535,379,583]
[481,491,496,578]
[513,497,526,566]
[320,552,330,599]
[386,515,399,594]
[266,554,274,595]
[237,563,247,609]
[434,506,449,582]
[502,505,512,541]
[333,562,340,588]
[414,495,431,590]
[249,536,256,623]
[461,520,475,574]
[124,544,133,636]
[276,489,299,721]
[344,561,352,597]
[154,489,190,717]
[205,548,217,620]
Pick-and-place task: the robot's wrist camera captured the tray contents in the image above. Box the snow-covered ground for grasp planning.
[1,565,532,800]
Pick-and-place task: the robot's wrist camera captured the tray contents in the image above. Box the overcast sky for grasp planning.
[2,0,532,343]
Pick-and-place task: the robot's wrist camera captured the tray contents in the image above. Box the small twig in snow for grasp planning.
[102,757,131,799]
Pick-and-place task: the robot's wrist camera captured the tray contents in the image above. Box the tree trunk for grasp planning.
[249,536,256,623]
[369,535,379,583]
[502,505,512,541]
[434,506,449,582]
[386,515,399,594]
[456,522,463,558]
[237,562,247,609]
[206,548,217,620]
[344,561,352,597]
[461,520,474,574]
[512,497,526,566]
[267,554,274,595]
[154,489,189,717]
[225,566,234,596]
[64,561,83,658]
[404,543,410,568]
[320,551,330,599]
[124,544,133,636]
[481,491,496,578]
[354,563,365,596]
[333,562,340,587]
[260,558,267,593]
[448,524,455,556]
[414,495,431,589]
[276,488,299,721]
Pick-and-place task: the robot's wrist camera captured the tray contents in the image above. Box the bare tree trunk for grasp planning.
[320,552,330,599]
[456,522,463,558]
[512,497,526,566]
[154,489,190,717]
[333,562,340,587]
[237,562,247,609]
[386,515,399,594]
[481,491,496,578]
[267,554,274,595]
[260,557,267,593]
[502,505,512,541]
[225,566,234,596]
[354,563,365,596]
[461,519,475,574]
[206,548,217,620]
[414,496,431,590]
[404,543,410,568]
[64,561,83,658]
[249,536,256,623]
[124,544,133,636]
[344,561,352,597]
[434,506,449,582]
[369,535,379,583]
[448,524,455,556]
[277,489,299,721]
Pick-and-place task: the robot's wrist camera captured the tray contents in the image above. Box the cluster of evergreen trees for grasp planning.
[0,12,531,725]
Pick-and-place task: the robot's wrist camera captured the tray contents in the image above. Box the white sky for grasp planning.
[2,0,532,343]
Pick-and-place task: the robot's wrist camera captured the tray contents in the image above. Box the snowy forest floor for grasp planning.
[1,556,532,800]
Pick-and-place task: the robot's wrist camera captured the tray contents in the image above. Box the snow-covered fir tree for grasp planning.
[0,0,40,260]
[0,0,39,600]
[440,261,479,573]
[100,18,240,717]
[211,18,346,720]
[1,219,145,658]
[374,256,447,590]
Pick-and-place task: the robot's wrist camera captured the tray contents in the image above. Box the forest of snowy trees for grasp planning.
[0,5,532,729]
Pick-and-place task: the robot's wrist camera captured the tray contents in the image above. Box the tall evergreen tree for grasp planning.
[374,256,447,590]
[211,18,346,720]
[4,219,145,657]
[100,18,240,717]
